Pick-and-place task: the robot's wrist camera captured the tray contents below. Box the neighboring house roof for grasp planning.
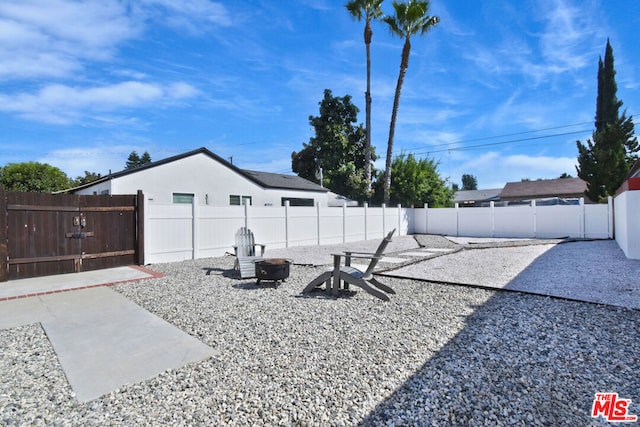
[629,159,640,178]
[500,177,588,201]
[65,147,328,194]
[453,188,502,204]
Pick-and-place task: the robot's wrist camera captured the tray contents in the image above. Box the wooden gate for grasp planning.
[0,187,144,281]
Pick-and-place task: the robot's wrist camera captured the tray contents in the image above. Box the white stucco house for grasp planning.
[68,147,346,207]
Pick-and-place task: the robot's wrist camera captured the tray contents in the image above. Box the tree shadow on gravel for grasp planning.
[359,289,640,426]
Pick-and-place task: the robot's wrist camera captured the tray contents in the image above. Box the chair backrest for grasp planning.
[363,229,395,276]
[235,227,256,257]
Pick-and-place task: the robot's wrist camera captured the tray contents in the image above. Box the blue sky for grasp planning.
[1,0,638,190]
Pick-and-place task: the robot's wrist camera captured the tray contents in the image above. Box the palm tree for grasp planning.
[382,0,438,204]
[345,0,385,196]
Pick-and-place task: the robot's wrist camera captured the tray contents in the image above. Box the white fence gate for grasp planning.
[143,197,612,264]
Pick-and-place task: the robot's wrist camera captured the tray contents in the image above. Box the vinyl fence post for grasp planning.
[243,199,249,229]
[192,196,199,260]
[382,203,386,235]
[579,197,585,238]
[342,201,347,243]
[424,203,428,234]
[490,201,495,238]
[364,202,369,240]
[607,196,613,239]
[316,201,321,245]
[144,193,151,264]
[455,203,459,237]
[285,200,290,248]
[532,199,537,239]
[136,190,145,266]
[397,204,402,236]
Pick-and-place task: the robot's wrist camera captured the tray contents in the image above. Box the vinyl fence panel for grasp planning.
[143,197,612,264]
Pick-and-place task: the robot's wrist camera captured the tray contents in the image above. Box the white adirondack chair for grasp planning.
[233,227,266,279]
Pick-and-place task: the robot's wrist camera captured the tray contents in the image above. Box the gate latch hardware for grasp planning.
[65,231,95,239]
[73,216,87,228]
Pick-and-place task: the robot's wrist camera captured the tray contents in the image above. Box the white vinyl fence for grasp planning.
[143,196,612,264]
[413,198,613,240]
[144,198,410,263]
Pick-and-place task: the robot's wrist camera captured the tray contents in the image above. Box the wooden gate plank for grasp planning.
[0,186,7,282]
[79,194,137,271]
[6,191,140,280]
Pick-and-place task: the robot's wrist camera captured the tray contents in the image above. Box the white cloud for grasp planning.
[0,81,199,124]
[39,146,131,178]
[538,0,602,73]
[0,0,140,80]
[503,154,576,173]
[441,152,577,189]
[141,0,232,32]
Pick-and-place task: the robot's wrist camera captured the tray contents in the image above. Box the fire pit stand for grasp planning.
[254,258,291,287]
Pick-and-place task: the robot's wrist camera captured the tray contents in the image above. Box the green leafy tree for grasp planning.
[292,89,376,202]
[373,152,452,207]
[125,150,152,170]
[381,0,439,204]
[345,0,385,195]
[73,171,102,186]
[461,174,478,190]
[0,162,71,192]
[576,39,639,202]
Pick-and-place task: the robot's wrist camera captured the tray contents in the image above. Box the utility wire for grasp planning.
[412,129,591,155]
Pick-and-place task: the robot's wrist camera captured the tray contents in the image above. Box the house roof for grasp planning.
[241,169,327,192]
[453,188,502,204]
[500,177,587,200]
[65,147,328,194]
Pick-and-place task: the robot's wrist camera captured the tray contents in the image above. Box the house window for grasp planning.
[281,197,314,207]
[230,195,252,206]
[173,193,194,204]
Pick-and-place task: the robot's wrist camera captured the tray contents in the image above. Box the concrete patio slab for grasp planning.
[1,273,217,402]
[38,287,216,402]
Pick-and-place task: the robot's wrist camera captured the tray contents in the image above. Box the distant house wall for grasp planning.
[74,152,328,207]
[614,177,640,260]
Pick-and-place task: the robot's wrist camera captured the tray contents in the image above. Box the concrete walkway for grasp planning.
[0,268,217,402]
[0,265,163,301]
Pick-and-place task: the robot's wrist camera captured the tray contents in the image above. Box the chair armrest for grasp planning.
[343,251,377,256]
[331,253,380,260]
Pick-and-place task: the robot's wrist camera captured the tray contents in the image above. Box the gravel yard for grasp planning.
[1,236,639,426]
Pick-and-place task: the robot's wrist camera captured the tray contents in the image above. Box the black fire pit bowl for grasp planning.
[254,258,291,286]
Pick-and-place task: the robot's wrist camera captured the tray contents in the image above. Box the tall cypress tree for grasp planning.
[576,39,638,202]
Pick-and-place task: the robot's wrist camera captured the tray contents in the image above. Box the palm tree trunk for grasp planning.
[384,37,411,205]
[365,25,372,195]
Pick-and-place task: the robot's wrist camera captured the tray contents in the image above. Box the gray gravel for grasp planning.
[1,236,639,426]
[266,235,423,266]
[387,239,640,310]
